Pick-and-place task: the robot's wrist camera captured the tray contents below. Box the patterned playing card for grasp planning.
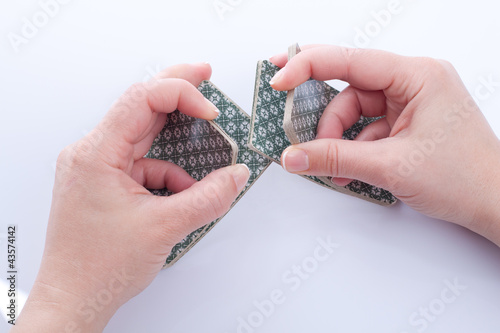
[283,43,339,144]
[248,60,292,163]
[199,81,271,198]
[148,110,238,181]
[283,43,396,205]
[249,55,396,205]
[147,81,271,268]
[147,110,238,265]
[248,59,338,190]
[283,79,338,143]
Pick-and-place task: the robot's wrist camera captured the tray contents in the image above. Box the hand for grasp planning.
[12,63,250,332]
[271,45,500,244]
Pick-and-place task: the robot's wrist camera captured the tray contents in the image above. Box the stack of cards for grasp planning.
[147,44,396,268]
[147,81,271,268]
[248,44,396,206]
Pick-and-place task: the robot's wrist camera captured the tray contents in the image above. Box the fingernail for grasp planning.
[331,177,342,187]
[282,148,309,173]
[270,68,285,86]
[232,164,250,192]
[332,177,353,187]
[205,98,219,116]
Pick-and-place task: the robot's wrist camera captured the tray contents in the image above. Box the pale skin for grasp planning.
[272,45,500,244]
[12,46,500,332]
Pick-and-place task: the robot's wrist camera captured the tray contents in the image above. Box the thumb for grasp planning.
[151,164,250,245]
[281,138,398,189]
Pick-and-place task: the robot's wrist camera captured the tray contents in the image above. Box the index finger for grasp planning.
[153,62,212,85]
[90,64,217,169]
[269,44,324,67]
[269,45,416,96]
[104,78,218,144]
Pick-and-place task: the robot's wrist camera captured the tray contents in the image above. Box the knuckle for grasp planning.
[202,180,232,218]
[339,47,361,80]
[341,46,360,60]
[198,170,236,218]
[374,144,408,191]
[56,144,71,165]
[128,82,148,94]
[55,145,74,173]
[416,57,439,68]
[56,139,96,172]
[119,82,150,108]
[185,179,233,221]
[206,191,229,218]
[417,57,456,79]
[436,59,455,72]
[174,77,191,88]
[150,170,239,246]
[325,140,341,177]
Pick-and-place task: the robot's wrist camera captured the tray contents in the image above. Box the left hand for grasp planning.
[12,63,249,332]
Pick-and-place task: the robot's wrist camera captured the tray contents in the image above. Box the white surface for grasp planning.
[2,0,500,332]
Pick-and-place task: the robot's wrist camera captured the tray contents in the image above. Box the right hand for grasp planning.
[270,45,500,245]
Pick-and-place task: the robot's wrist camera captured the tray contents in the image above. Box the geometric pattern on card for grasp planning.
[248,60,290,163]
[148,110,237,181]
[150,82,271,268]
[199,81,271,196]
[248,60,335,189]
[146,110,238,267]
[282,43,397,206]
[285,79,339,144]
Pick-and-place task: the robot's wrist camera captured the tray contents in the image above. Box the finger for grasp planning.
[130,63,213,160]
[269,44,324,68]
[281,139,398,189]
[131,158,196,192]
[106,61,215,148]
[354,118,392,141]
[269,53,288,68]
[153,63,212,86]
[98,79,219,164]
[150,164,250,245]
[131,112,168,160]
[330,118,392,187]
[269,46,418,102]
[331,178,353,187]
[317,86,387,139]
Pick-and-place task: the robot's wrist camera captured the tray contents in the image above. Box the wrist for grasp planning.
[470,145,500,247]
[12,279,117,333]
[11,253,136,333]
[472,195,500,247]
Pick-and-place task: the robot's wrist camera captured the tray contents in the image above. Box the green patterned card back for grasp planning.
[283,79,338,143]
[249,58,396,205]
[198,81,271,198]
[147,111,238,180]
[283,43,339,144]
[248,60,340,190]
[248,60,289,162]
[283,44,396,205]
[283,44,396,206]
[147,81,271,268]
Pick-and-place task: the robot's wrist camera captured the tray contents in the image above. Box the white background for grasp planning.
[2,0,500,332]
